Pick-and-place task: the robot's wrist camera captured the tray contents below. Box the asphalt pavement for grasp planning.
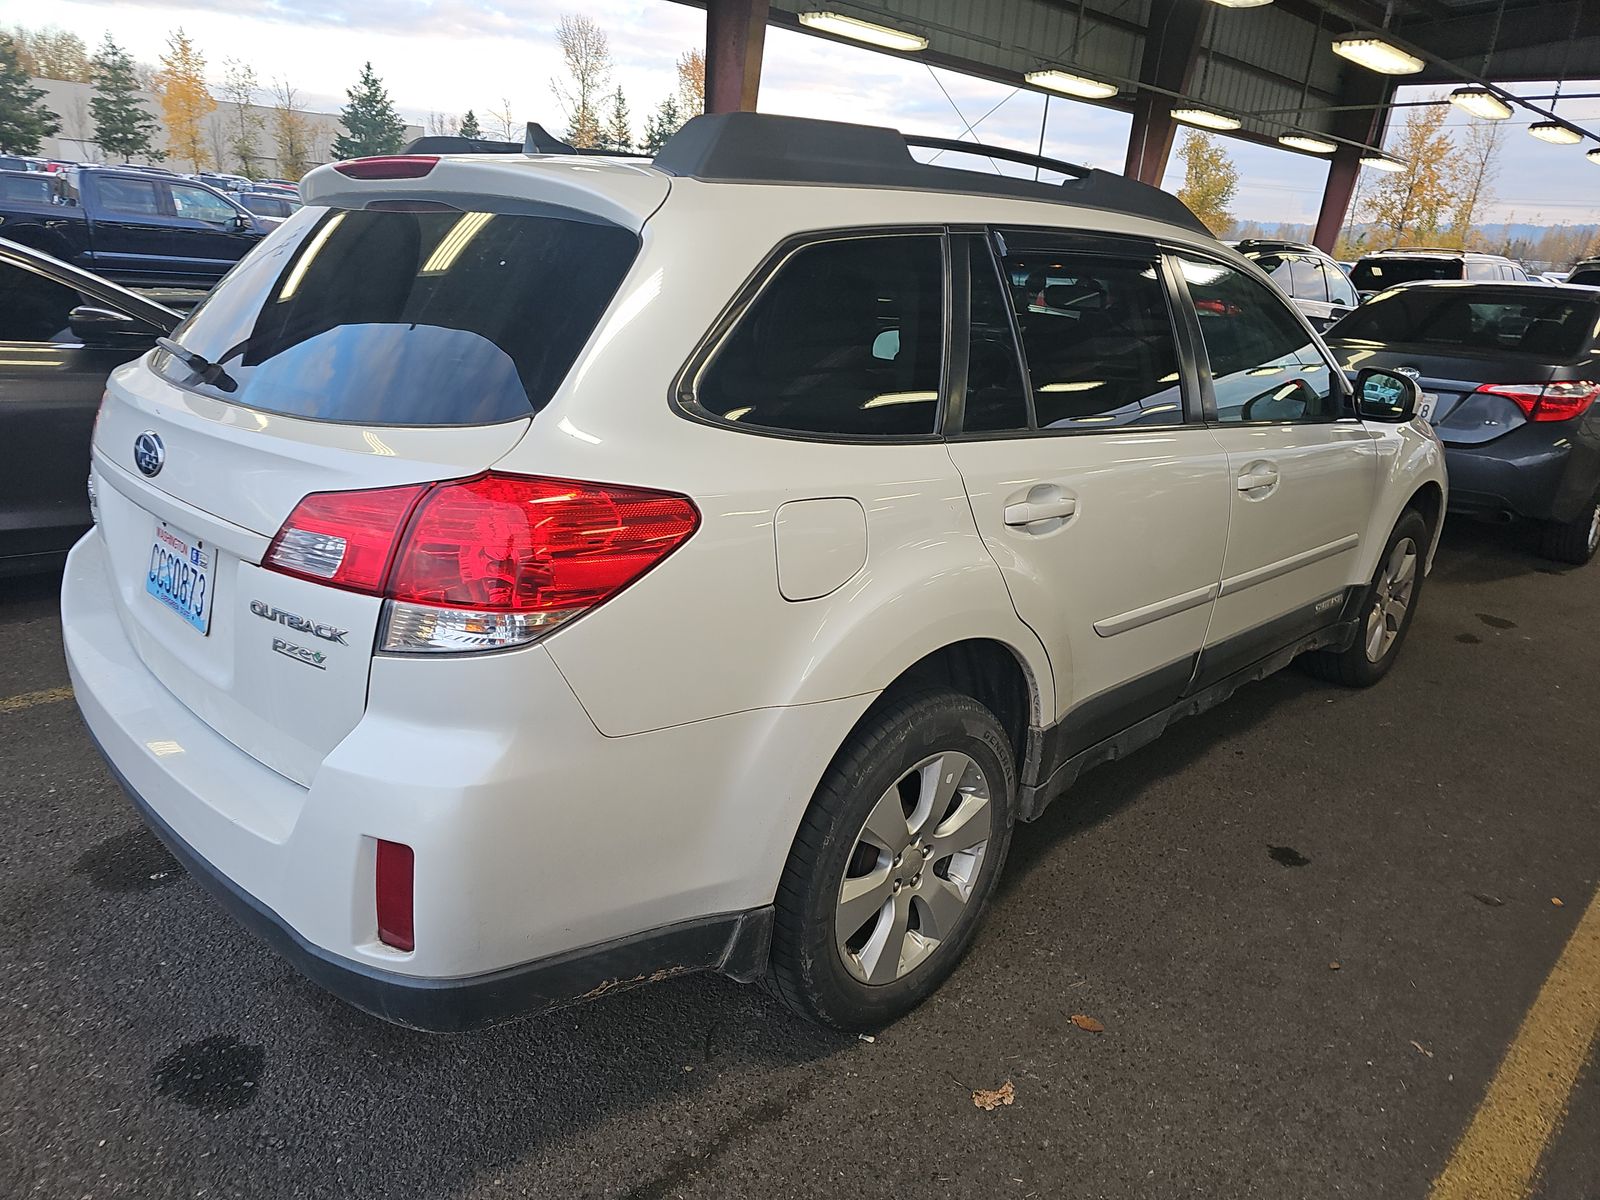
[1,518,1596,1200]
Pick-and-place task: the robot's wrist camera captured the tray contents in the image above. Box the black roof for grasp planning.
[653,114,1208,236]
[1236,239,1324,255]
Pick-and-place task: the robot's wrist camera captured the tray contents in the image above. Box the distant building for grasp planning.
[31,76,422,176]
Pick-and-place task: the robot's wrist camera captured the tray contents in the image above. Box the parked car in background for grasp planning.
[191,172,254,193]
[237,190,302,225]
[1236,239,1360,330]
[1539,271,1571,284]
[257,178,300,190]
[1326,280,1600,563]
[0,167,67,207]
[0,166,267,287]
[1350,249,1532,298]
[1565,259,1600,287]
[63,113,1443,1035]
[0,154,46,173]
[0,238,178,575]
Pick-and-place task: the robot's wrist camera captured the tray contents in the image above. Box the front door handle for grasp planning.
[1004,487,1078,527]
[1237,466,1280,492]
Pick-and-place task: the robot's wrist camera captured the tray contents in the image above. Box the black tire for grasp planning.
[767,689,1016,1031]
[1537,494,1600,565]
[1302,509,1430,688]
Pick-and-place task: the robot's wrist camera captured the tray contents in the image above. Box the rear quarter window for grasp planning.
[155,205,639,426]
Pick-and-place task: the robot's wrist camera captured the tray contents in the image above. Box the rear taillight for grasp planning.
[1476,381,1600,422]
[375,839,414,951]
[265,473,700,652]
[332,155,438,180]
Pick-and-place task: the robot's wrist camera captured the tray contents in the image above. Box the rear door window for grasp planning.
[999,243,1184,428]
[1289,256,1327,302]
[97,176,163,217]
[156,205,640,425]
[1326,262,1359,308]
[695,234,945,437]
[0,260,86,342]
[961,236,1030,433]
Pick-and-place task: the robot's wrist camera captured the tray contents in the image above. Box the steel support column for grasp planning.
[705,0,769,114]
[1123,0,1207,184]
[1312,74,1396,252]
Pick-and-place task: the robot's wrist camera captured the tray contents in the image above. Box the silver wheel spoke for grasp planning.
[859,891,912,984]
[1365,607,1386,659]
[930,792,992,860]
[1384,595,1408,626]
[835,869,894,951]
[919,751,973,835]
[859,785,912,855]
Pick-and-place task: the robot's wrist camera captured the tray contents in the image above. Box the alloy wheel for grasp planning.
[834,751,993,985]
[1365,536,1419,662]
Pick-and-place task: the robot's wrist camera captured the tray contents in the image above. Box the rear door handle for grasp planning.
[1237,466,1280,492]
[1004,490,1078,526]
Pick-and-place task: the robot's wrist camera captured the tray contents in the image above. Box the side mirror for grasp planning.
[68,305,163,345]
[232,213,252,232]
[1354,367,1420,422]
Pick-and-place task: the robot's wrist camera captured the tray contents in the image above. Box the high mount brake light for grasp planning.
[1475,381,1600,422]
[332,156,439,180]
[264,473,701,652]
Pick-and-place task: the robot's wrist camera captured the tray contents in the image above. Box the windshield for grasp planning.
[1350,258,1461,292]
[155,204,639,426]
[1329,288,1600,359]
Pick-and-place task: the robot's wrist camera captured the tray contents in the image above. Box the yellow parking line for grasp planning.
[1428,887,1600,1200]
[0,686,74,715]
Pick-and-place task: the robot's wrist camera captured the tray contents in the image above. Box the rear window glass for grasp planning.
[155,205,638,426]
[0,174,55,204]
[1351,258,1460,291]
[1568,268,1600,288]
[1329,289,1600,358]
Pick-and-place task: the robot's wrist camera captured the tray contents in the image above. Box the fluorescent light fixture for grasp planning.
[1360,150,1407,172]
[1330,36,1425,75]
[724,406,753,421]
[1278,132,1337,154]
[1171,107,1242,131]
[1448,86,1513,121]
[1039,380,1104,392]
[1588,148,1600,165]
[863,390,938,409]
[797,11,928,51]
[1529,121,1583,145]
[1025,69,1118,100]
[1207,0,1274,6]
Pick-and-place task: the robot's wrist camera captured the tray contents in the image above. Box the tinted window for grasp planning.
[1252,253,1295,295]
[1568,268,1600,287]
[96,176,162,216]
[169,183,239,225]
[962,238,1029,432]
[1326,262,1359,308]
[1351,257,1460,291]
[1001,247,1183,428]
[1465,261,1500,281]
[1289,256,1327,302]
[0,261,85,342]
[1179,256,1336,423]
[0,173,55,204]
[1328,289,1600,358]
[157,205,639,425]
[697,234,944,437]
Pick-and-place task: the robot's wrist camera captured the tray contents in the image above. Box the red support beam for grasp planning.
[705,0,769,115]
[1311,74,1396,252]
[1123,0,1207,184]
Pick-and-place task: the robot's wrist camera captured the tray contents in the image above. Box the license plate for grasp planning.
[145,523,213,634]
[1417,392,1439,423]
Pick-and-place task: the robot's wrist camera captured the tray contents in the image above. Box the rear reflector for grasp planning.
[265,473,700,652]
[375,839,415,952]
[1476,381,1600,422]
[333,155,439,180]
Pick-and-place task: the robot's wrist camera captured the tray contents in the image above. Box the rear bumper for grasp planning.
[1444,425,1600,524]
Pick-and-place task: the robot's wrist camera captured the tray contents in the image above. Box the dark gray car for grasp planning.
[0,238,178,575]
[1326,280,1600,564]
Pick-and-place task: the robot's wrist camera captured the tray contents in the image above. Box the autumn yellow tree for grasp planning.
[1448,117,1505,250]
[677,48,705,116]
[1175,130,1238,237]
[152,28,215,171]
[1361,103,1458,248]
[270,79,314,179]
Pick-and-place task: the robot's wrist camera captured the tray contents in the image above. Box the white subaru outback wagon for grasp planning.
[64,114,1445,1032]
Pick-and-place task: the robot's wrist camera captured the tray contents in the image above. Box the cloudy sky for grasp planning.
[8,0,1598,226]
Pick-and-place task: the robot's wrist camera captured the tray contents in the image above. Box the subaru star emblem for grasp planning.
[1396,366,1421,379]
[133,431,165,477]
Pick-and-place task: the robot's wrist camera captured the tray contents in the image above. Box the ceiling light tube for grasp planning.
[1588,148,1600,164]
[1360,150,1406,172]
[1331,36,1425,75]
[797,11,928,52]
[1025,69,1118,100]
[1448,86,1513,121]
[1529,121,1583,144]
[1207,0,1275,7]
[1172,107,1242,131]
[1278,131,1337,154]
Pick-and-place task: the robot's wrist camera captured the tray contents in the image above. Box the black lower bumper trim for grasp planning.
[92,732,773,1032]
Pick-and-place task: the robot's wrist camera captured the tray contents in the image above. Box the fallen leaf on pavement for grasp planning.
[972,1081,1015,1111]
[1552,897,1565,907]
[1070,1014,1105,1033]
[1329,961,1342,970]
[1471,892,1505,907]
[1410,1040,1434,1058]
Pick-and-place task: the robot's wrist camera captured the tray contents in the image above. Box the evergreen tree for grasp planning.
[641,94,682,156]
[0,33,60,154]
[600,87,631,153]
[458,109,482,140]
[331,62,406,159]
[90,36,160,161]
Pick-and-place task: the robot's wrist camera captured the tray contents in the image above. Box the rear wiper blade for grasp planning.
[155,336,238,394]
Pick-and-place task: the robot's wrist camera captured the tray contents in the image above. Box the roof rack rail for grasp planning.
[652,113,1209,236]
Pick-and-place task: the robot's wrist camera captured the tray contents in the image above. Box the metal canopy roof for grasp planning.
[736,0,1599,156]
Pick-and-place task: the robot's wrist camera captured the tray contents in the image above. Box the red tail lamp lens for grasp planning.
[375,839,415,951]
